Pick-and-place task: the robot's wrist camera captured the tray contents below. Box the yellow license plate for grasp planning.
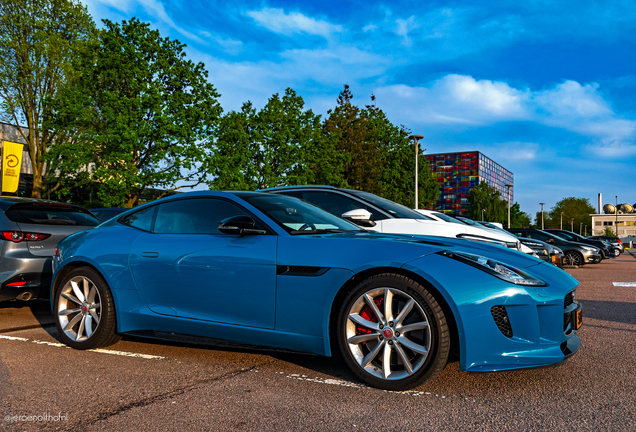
[575,309,583,329]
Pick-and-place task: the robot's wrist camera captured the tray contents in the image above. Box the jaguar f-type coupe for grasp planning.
[50,191,582,390]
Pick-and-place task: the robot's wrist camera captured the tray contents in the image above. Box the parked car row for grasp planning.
[0,189,585,392]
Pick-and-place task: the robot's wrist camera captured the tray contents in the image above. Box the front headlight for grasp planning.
[581,246,597,252]
[440,251,546,286]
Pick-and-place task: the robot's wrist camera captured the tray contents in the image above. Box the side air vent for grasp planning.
[491,306,513,338]
[276,266,329,276]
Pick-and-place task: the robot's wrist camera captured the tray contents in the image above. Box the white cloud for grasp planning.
[533,81,612,118]
[372,75,636,159]
[363,23,377,32]
[374,75,528,126]
[245,8,343,39]
[82,0,204,43]
[395,16,418,46]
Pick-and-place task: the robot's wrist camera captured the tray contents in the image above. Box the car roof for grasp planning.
[0,197,91,212]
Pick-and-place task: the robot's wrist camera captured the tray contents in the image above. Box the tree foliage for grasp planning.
[543,197,595,231]
[467,181,507,223]
[47,18,221,207]
[208,89,342,190]
[510,202,531,228]
[603,226,617,236]
[323,85,380,193]
[366,100,439,208]
[209,84,438,208]
[0,0,95,198]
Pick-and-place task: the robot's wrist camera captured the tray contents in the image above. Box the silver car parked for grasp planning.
[0,198,100,302]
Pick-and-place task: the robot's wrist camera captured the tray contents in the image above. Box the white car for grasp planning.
[265,186,531,253]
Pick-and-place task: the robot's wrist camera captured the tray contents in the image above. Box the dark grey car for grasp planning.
[0,198,100,302]
[507,228,601,267]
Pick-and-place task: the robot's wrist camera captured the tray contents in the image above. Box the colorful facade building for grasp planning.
[424,151,514,215]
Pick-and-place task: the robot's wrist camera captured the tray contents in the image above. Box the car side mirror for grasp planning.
[219,215,267,235]
[341,209,376,227]
[546,238,555,244]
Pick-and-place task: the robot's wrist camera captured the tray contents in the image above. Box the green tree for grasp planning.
[510,202,531,228]
[603,226,617,236]
[324,85,381,194]
[0,0,95,198]
[47,18,221,207]
[545,197,595,232]
[467,181,507,223]
[209,89,344,190]
[365,101,439,208]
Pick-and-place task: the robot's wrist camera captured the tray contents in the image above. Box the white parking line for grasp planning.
[0,335,164,359]
[612,282,636,286]
[278,372,476,401]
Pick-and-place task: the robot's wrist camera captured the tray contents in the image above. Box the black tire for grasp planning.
[336,273,450,391]
[54,267,120,350]
[563,251,583,267]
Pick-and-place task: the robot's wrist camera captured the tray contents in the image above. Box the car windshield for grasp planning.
[242,194,365,234]
[458,217,480,226]
[478,221,507,232]
[347,190,428,220]
[432,212,466,224]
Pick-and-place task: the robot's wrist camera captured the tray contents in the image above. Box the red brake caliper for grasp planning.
[357,297,383,344]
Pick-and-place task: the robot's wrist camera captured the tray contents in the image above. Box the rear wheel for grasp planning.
[54,267,120,349]
[337,273,450,391]
[563,251,583,267]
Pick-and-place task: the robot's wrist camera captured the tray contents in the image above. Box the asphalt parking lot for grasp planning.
[1,252,635,431]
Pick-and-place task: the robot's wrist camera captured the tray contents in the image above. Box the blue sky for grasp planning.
[81,0,636,218]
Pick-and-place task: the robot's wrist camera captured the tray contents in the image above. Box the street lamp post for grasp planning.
[560,212,563,230]
[570,217,574,232]
[615,195,618,235]
[481,209,486,221]
[505,184,513,228]
[580,222,582,235]
[540,203,545,230]
[409,135,424,209]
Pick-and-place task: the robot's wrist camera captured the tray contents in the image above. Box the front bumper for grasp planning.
[403,254,581,374]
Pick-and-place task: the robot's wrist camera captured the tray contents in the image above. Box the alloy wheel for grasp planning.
[345,287,431,380]
[57,276,102,342]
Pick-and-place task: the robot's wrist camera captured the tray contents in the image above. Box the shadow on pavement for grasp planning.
[580,300,636,326]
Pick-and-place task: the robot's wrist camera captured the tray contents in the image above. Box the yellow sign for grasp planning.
[2,141,23,193]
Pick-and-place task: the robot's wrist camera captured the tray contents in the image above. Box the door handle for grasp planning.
[141,252,159,258]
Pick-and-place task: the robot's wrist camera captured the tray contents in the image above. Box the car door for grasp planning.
[129,197,277,328]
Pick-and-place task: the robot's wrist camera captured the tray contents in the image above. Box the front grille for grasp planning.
[491,306,513,338]
[563,290,577,333]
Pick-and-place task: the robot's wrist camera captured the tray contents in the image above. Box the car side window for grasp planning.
[120,206,156,232]
[530,232,550,242]
[558,232,575,240]
[153,198,249,235]
[301,191,387,221]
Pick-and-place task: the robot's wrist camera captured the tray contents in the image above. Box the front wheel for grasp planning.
[337,273,450,391]
[563,251,583,267]
[54,267,120,350]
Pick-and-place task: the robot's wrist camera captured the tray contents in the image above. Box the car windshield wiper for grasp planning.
[289,228,362,235]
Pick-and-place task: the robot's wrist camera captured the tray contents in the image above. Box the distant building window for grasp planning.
[603,221,614,226]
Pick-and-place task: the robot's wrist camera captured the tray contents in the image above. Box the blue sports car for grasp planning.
[50,191,582,390]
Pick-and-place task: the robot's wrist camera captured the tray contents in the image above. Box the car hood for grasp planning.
[374,218,520,244]
[277,231,541,272]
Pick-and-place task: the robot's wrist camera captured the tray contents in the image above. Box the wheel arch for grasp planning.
[328,266,460,361]
[51,261,114,313]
